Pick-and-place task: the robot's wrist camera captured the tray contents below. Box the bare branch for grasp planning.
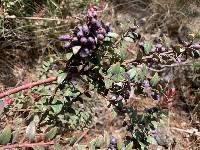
[0,141,54,149]
[0,77,57,99]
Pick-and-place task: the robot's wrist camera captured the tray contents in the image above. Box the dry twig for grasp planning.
[0,141,54,150]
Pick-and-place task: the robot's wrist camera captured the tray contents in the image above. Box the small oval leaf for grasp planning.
[0,125,12,145]
[125,142,133,150]
[57,72,67,84]
[107,32,119,39]
[44,127,58,141]
[147,136,157,144]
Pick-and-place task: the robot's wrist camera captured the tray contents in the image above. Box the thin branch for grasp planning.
[171,127,200,136]
[0,77,57,99]
[4,15,82,21]
[0,141,54,149]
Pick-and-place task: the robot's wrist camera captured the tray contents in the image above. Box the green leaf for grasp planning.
[139,141,146,150]
[95,137,104,148]
[143,42,152,54]
[72,46,81,54]
[51,103,63,114]
[124,37,134,42]
[57,72,67,84]
[140,64,147,81]
[150,72,160,86]
[44,127,58,141]
[192,61,200,71]
[115,47,127,61]
[107,62,121,75]
[104,78,113,89]
[66,52,73,61]
[107,63,125,75]
[107,32,119,39]
[0,125,12,145]
[127,66,137,79]
[89,139,97,150]
[151,121,158,128]
[113,74,125,82]
[111,109,117,119]
[124,142,133,150]
[174,45,184,54]
[76,145,87,150]
[54,144,62,150]
[117,139,124,150]
[146,136,157,144]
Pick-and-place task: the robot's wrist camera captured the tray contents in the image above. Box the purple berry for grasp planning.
[77,31,84,38]
[79,48,90,58]
[151,92,160,100]
[143,80,150,87]
[71,37,79,44]
[95,21,101,29]
[155,43,163,52]
[97,34,104,41]
[58,34,71,41]
[105,23,112,33]
[190,44,200,49]
[155,43,162,48]
[89,44,96,50]
[63,43,72,49]
[110,136,117,145]
[145,107,159,113]
[90,18,97,26]
[76,24,83,31]
[82,24,89,34]
[98,28,106,35]
[88,37,95,45]
[80,37,88,45]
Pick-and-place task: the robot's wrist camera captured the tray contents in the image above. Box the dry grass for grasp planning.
[111,0,200,36]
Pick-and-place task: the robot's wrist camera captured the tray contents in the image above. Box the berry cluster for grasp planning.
[107,136,119,150]
[142,80,160,100]
[58,6,111,58]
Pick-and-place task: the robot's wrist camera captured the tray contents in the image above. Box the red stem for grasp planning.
[0,77,57,99]
[0,141,54,149]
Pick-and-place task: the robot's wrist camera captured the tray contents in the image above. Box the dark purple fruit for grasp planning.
[71,37,79,44]
[90,28,97,36]
[110,136,117,145]
[77,31,84,38]
[97,34,104,41]
[58,34,71,41]
[105,23,112,33]
[90,18,97,26]
[95,21,102,29]
[144,107,159,113]
[63,43,72,49]
[151,92,160,100]
[155,43,163,52]
[82,24,89,34]
[76,24,83,31]
[143,80,150,87]
[98,28,106,35]
[80,37,88,45]
[88,37,95,45]
[88,44,96,51]
[79,48,90,58]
